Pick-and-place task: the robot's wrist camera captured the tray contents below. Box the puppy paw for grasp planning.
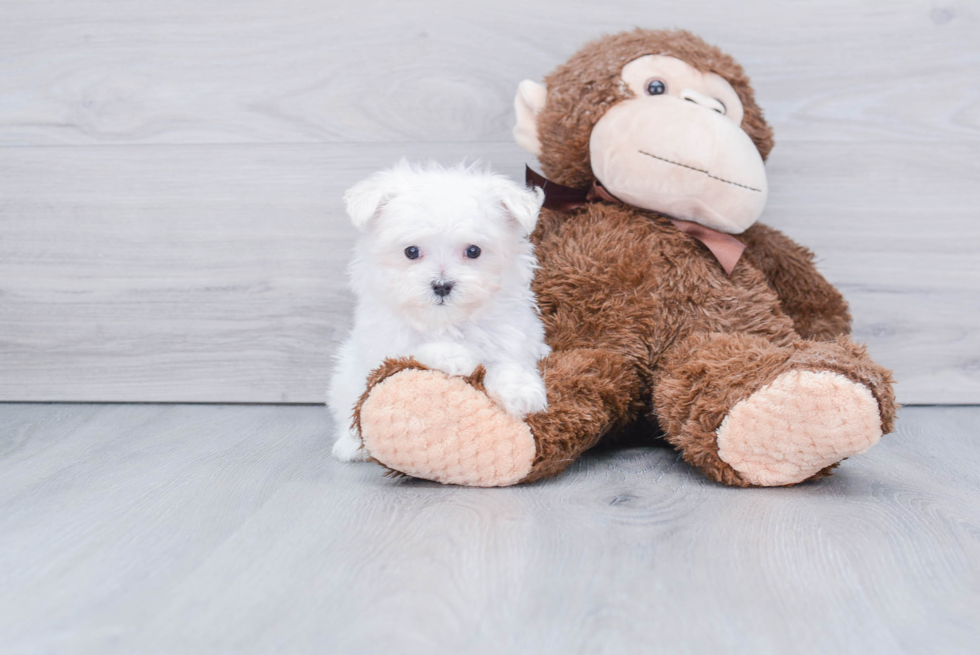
[412,342,479,377]
[332,427,368,462]
[484,363,548,417]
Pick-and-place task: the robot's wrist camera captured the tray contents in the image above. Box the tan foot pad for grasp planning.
[716,370,882,486]
[359,369,536,487]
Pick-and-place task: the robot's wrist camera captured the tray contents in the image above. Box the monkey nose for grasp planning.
[680,88,726,115]
[432,281,454,298]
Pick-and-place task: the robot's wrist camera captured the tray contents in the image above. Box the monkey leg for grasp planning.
[353,348,642,487]
[653,332,897,487]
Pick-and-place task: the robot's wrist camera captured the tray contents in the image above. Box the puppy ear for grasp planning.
[343,166,402,230]
[513,80,547,157]
[497,179,545,236]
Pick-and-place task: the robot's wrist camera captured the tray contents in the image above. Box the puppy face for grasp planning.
[345,162,544,331]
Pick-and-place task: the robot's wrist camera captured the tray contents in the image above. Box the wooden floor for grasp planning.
[1,403,977,654]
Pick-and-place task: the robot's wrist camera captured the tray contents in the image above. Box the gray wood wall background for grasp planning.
[1,0,977,404]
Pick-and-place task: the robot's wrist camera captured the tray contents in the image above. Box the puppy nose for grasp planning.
[432,282,454,298]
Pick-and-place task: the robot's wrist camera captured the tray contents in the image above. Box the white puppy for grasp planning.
[328,161,551,462]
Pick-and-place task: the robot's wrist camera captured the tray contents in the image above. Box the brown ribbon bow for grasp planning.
[526,166,746,275]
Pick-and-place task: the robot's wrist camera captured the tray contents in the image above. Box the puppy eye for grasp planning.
[645,79,666,96]
[404,246,420,260]
[465,245,481,259]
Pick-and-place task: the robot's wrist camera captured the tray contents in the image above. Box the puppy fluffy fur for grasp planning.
[329,161,551,462]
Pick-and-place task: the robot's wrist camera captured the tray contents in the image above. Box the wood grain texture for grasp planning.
[1,140,977,402]
[0,0,977,145]
[0,0,978,402]
[0,403,977,654]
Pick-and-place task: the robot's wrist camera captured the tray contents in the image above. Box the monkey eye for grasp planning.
[714,100,727,115]
[465,245,482,259]
[404,246,421,260]
[645,79,666,96]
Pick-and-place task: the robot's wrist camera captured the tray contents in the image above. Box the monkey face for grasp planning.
[589,55,768,234]
[514,45,770,235]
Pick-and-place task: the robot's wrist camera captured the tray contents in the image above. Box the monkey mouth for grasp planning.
[638,150,762,193]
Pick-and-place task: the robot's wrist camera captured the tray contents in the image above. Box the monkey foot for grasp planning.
[359,369,536,487]
[715,370,882,486]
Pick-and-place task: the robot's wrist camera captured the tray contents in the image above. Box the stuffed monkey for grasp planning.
[350,29,897,487]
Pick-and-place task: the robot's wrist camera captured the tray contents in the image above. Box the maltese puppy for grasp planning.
[328,160,551,462]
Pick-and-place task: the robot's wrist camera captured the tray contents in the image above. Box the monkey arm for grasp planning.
[738,222,852,340]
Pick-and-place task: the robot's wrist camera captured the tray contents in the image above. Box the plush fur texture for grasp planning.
[739,223,852,339]
[652,332,895,487]
[353,29,897,487]
[328,161,550,462]
[536,29,774,189]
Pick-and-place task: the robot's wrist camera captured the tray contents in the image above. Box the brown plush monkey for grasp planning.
[352,29,897,488]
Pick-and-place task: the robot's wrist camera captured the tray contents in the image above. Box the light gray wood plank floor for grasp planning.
[1,403,977,654]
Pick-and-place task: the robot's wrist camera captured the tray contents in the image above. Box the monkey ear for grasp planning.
[343,164,405,230]
[513,80,547,157]
[496,179,545,236]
